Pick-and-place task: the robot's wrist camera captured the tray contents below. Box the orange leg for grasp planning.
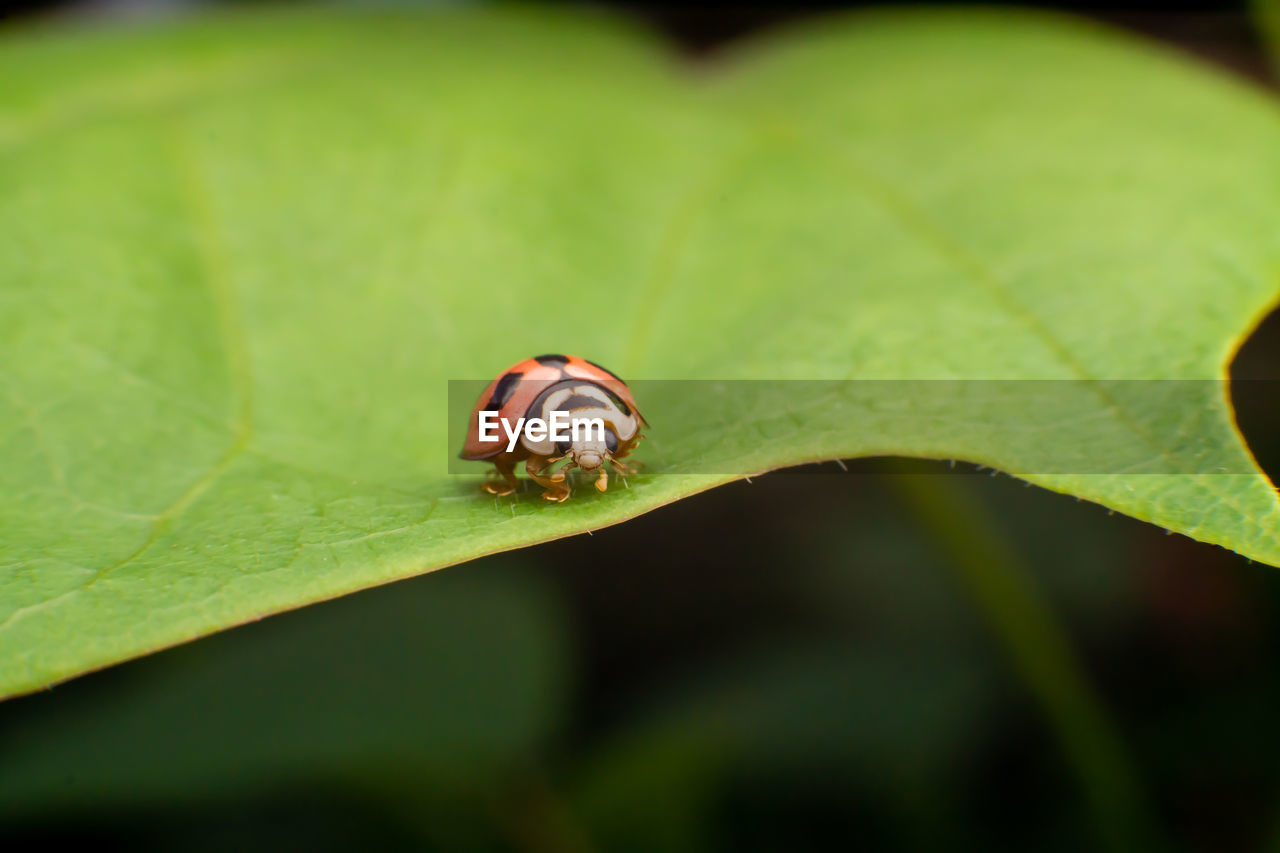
[482,455,519,496]
[611,437,644,473]
[527,455,571,502]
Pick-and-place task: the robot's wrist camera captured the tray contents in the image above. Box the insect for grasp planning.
[460,354,646,502]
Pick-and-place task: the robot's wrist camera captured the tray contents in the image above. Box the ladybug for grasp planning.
[460,354,647,502]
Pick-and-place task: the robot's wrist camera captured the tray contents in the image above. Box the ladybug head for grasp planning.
[562,423,619,471]
[576,449,604,470]
[535,383,635,472]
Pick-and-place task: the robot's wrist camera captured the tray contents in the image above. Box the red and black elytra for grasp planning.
[460,354,647,503]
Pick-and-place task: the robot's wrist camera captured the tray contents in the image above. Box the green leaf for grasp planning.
[3,6,1279,699]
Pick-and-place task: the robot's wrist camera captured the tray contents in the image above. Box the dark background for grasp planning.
[2,1,1280,851]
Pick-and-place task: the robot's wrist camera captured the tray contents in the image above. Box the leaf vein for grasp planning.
[796,131,1280,526]
[58,119,257,600]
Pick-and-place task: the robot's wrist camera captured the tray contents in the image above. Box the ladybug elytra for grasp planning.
[460,354,646,502]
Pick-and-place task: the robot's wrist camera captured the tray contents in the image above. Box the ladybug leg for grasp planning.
[550,459,575,484]
[593,466,610,492]
[527,455,571,502]
[481,455,518,496]
[611,439,645,472]
[608,457,634,477]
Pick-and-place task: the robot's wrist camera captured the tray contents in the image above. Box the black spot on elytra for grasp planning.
[534,354,569,366]
[485,371,522,410]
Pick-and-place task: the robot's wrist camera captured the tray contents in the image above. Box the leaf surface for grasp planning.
[3,6,1279,698]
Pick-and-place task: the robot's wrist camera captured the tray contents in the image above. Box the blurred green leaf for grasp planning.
[568,642,999,852]
[3,6,1280,698]
[0,561,567,814]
